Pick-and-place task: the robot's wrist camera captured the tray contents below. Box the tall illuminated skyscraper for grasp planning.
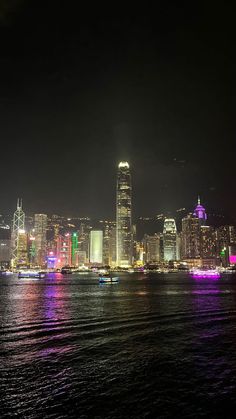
[90,230,103,264]
[34,214,47,267]
[56,233,72,268]
[181,214,200,259]
[116,161,132,267]
[163,218,177,261]
[71,232,79,266]
[11,199,25,267]
[16,230,28,266]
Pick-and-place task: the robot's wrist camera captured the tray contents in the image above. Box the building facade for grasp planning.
[56,233,72,268]
[143,234,160,263]
[181,214,201,259]
[90,230,103,264]
[163,219,177,261]
[34,214,47,267]
[11,199,26,267]
[200,225,216,259]
[116,162,132,267]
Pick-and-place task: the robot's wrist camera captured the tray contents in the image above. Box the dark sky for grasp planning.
[0,1,234,220]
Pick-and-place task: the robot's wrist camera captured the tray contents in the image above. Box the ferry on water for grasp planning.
[190,268,220,279]
[18,270,46,279]
[99,271,119,284]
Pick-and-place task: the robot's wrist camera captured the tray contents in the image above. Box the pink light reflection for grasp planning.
[229,255,236,264]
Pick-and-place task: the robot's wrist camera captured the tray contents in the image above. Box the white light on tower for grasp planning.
[90,231,103,264]
[116,161,132,267]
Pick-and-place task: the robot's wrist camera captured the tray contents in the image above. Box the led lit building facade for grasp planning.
[216,225,236,266]
[0,222,11,267]
[56,233,72,268]
[34,214,47,267]
[0,240,11,266]
[103,225,110,266]
[78,223,89,263]
[163,219,177,261]
[16,230,28,266]
[116,162,132,267]
[89,230,103,264]
[193,196,207,225]
[200,226,216,259]
[143,234,160,263]
[11,199,25,267]
[71,232,79,266]
[109,226,117,267]
[181,214,200,259]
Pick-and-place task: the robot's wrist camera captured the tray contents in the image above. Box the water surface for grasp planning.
[1,272,236,418]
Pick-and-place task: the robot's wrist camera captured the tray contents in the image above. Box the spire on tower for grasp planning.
[17,198,23,209]
[198,195,200,205]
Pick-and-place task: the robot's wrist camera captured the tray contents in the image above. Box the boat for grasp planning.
[99,272,119,283]
[190,268,220,279]
[61,267,72,274]
[18,270,46,279]
[0,270,12,276]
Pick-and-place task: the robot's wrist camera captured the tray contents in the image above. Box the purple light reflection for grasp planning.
[191,269,220,280]
[192,274,220,280]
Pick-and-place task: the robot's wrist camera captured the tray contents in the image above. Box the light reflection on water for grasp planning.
[1,272,236,418]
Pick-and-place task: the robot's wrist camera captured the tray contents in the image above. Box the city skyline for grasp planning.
[1,171,236,270]
[1,4,235,418]
[0,192,233,226]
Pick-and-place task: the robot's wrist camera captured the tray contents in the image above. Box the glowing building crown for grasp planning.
[118,161,129,169]
[193,196,207,220]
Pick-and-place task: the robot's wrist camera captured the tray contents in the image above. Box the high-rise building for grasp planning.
[193,196,207,225]
[103,225,110,266]
[77,251,87,266]
[109,225,117,267]
[116,161,132,267]
[143,234,160,264]
[11,199,25,267]
[181,214,200,259]
[90,230,103,264]
[71,232,79,266]
[56,233,72,268]
[215,225,236,266]
[78,223,89,263]
[200,226,216,259]
[163,219,177,261]
[0,222,11,267]
[16,230,28,266]
[34,214,47,267]
[0,240,11,266]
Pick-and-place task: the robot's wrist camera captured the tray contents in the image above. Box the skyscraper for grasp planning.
[143,234,160,264]
[116,161,132,267]
[71,232,79,266]
[11,199,25,267]
[181,214,201,259]
[56,233,72,268]
[16,230,28,266]
[34,214,47,267]
[163,219,177,261]
[90,230,103,264]
[193,196,207,225]
[200,225,216,259]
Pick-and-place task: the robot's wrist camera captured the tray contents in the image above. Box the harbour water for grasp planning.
[1,272,236,418]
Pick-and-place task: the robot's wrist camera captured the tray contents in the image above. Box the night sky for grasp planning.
[0,1,234,220]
